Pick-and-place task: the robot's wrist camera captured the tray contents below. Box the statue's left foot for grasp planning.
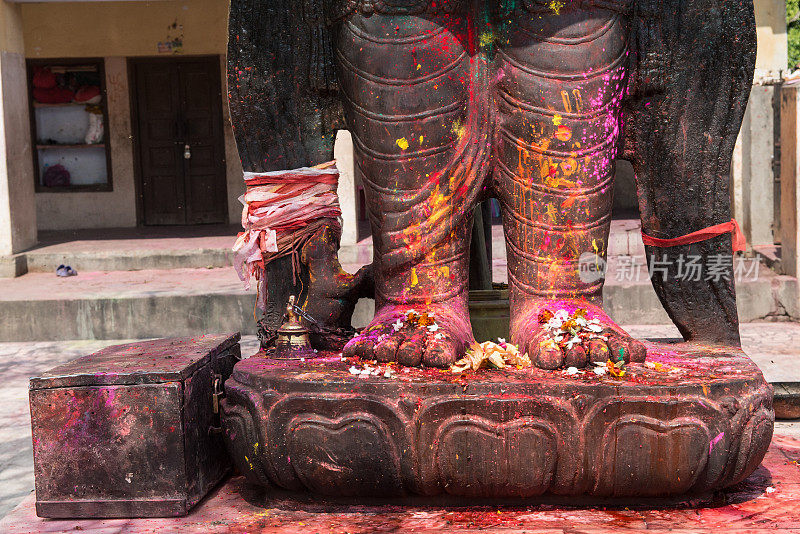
[510,299,647,370]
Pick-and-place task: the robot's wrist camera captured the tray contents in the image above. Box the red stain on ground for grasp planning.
[4,436,799,533]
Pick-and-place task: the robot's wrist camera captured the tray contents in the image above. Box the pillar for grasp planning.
[735,85,777,250]
[0,1,36,276]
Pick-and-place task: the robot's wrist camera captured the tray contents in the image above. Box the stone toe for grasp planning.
[629,339,647,363]
[356,338,375,359]
[564,345,589,368]
[607,336,629,363]
[374,336,401,362]
[397,334,424,366]
[534,340,565,370]
[422,336,458,368]
[587,339,609,362]
[343,336,365,359]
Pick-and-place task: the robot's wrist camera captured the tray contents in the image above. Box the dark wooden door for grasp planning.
[132,57,227,225]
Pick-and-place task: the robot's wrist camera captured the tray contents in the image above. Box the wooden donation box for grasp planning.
[29,333,240,518]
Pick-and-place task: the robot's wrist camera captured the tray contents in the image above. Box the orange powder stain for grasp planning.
[561,158,578,176]
[555,125,572,142]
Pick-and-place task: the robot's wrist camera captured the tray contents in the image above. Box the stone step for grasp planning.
[15,226,240,275]
[0,265,796,341]
[24,247,235,273]
[773,382,800,419]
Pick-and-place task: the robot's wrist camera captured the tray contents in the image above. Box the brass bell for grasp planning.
[274,295,313,358]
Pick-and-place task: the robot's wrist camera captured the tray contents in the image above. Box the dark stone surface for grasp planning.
[222,341,774,498]
[226,0,756,359]
[227,0,344,343]
[29,334,241,518]
[29,334,240,388]
[622,0,756,346]
[223,0,765,499]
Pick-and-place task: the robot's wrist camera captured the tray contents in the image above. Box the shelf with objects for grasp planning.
[27,58,112,192]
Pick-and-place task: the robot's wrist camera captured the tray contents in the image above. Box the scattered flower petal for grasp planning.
[450,341,530,373]
[565,335,582,349]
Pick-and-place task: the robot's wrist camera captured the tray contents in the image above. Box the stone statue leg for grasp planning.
[334,10,485,367]
[623,1,756,346]
[494,4,646,368]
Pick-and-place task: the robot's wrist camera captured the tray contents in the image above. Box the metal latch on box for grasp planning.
[209,374,224,435]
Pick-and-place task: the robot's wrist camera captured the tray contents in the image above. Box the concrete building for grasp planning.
[0,0,243,277]
[0,0,794,275]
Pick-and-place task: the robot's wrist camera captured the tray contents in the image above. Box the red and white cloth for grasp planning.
[233,162,342,309]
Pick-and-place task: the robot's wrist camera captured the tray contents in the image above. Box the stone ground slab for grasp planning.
[1,435,800,533]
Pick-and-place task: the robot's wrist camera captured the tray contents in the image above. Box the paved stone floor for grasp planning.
[0,331,797,523]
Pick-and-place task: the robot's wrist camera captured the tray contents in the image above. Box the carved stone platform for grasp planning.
[221,342,774,498]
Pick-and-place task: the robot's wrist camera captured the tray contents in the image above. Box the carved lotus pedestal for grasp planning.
[221,343,774,498]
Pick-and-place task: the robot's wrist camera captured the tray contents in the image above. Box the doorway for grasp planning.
[130,56,227,225]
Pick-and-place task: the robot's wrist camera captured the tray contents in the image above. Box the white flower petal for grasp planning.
[546,318,563,330]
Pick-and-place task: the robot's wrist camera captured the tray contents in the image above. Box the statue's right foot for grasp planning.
[510,298,647,370]
[343,302,474,368]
